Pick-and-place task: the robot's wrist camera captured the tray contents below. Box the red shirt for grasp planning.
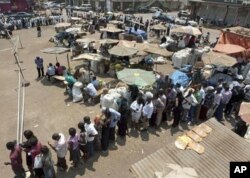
[10,145,23,171]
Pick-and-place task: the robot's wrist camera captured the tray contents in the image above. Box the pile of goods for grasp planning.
[175,123,212,154]
[172,47,210,69]
[101,86,130,110]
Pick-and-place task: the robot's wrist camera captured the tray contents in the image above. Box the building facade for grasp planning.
[68,0,186,11]
[0,0,33,12]
[189,0,250,26]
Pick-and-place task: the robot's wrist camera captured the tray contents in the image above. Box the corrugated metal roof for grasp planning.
[130,118,250,178]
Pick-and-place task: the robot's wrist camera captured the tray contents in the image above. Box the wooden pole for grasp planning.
[67,53,71,71]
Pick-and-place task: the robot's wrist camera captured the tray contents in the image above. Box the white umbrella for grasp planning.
[171,26,202,36]
[55,23,71,28]
[73,53,107,61]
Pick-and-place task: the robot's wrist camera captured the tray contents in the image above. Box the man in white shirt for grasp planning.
[141,94,154,131]
[48,133,68,170]
[84,116,98,157]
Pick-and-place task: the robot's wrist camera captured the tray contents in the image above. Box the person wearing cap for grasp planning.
[48,133,68,171]
[141,94,154,131]
[5,141,26,178]
[102,108,121,141]
[84,116,98,158]
[182,88,198,124]
[34,56,44,78]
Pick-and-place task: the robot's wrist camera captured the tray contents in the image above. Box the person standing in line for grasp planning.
[35,57,44,78]
[172,92,184,127]
[67,128,80,168]
[77,122,88,161]
[141,93,154,131]
[219,84,232,121]
[213,87,223,120]
[5,141,26,178]
[182,88,198,124]
[20,130,38,177]
[37,24,41,37]
[102,108,121,142]
[41,146,56,178]
[48,133,68,171]
[130,96,144,129]
[100,115,111,153]
[84,116,98,158]
[155,89,166,127]
[118,99,130,137]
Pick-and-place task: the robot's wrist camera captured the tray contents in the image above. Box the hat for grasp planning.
[207,86,214,91]
[79,68,86,74]
[145,92,153,99]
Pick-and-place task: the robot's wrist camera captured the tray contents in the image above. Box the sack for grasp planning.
[206,107,216,119]
[34,154,43,169]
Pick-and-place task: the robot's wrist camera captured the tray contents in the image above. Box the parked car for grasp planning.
[51,8,62,15]
[137,7,151,13]
[175,17,198,27]
[149,7,163,13]
[178,10,190,18]
[124,8,135,14]
[153,12,175,23]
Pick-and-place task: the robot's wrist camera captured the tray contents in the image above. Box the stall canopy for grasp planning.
[213,44,246,55]
[202,51,236,66]
[171,26,202,36]
[151,24,167,31]
[117,68,156,87]
[144,47,173,57]
[99,39,119,45]
[76,38,95,43]
[108,46,138,57]
[72,53,107,61]
[41,47,70,54]
[217,27,250,50]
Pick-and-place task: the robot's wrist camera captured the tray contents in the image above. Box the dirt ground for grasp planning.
[0,13,223,178]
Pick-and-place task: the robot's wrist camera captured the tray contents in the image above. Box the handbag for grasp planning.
[33,154,43,169]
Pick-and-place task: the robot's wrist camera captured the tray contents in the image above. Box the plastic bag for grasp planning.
[34,154,43,169]
[72,82,83,102]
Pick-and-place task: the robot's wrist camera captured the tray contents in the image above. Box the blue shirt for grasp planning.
[35,58,43,68]
[108,108,121,128]
[91,80,99,89]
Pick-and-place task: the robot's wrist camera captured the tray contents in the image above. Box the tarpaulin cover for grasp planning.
[215,27,250,58]
[169,70,191,87]
[208,73,233,87]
